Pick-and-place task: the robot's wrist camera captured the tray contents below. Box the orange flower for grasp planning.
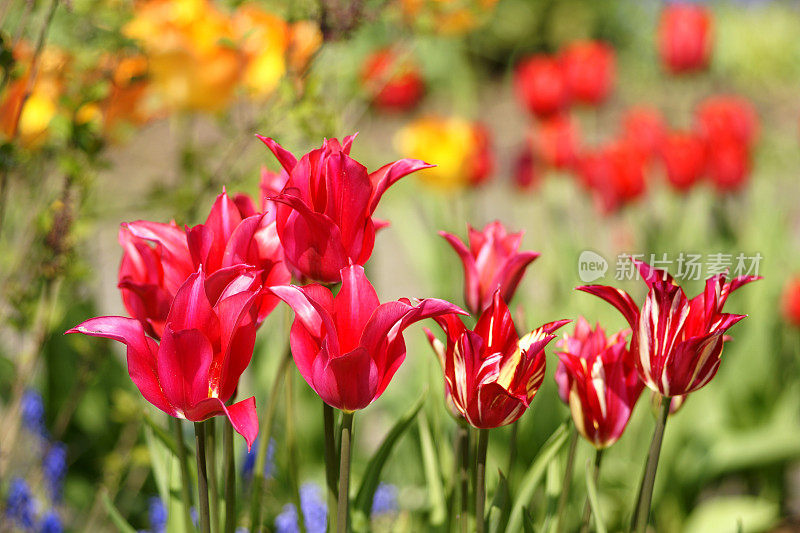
[233,4,289,97]
[101,55,153,131]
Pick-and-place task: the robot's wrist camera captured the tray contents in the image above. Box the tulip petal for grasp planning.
[440,230,480,313]
[215,289,259,400]
[576,285,640,329]
[334,265,380,353]
[157,326,214,413]
[184,396,259,451]
[320,346,377,411]
[257,135,298,174]
[166,271,220,337]
[496,251,540,306]
[66,316,174,416]
[369,159,434,213]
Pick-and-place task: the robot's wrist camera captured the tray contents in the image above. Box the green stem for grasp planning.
[457,424,470,533]
[631,396,671,533]
[507,422,518,482]
[336,412,355,533]
[171,418,195,533]
[286,366,305,533]
[581,449,604,533]
[324,402,339,531]
[475,428,489,533]
[249,347,292,532]
[223,420,236,533]
[555,426,579,533]
[206,419,220,533]
[195,422,211,533]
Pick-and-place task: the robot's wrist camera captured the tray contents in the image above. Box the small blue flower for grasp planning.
[6,477,36,530]
[274,503,299,533]
[21,390,47,439]
[299,483,327,533]
[42,443,67,503]
[371,483,399,516]
[190,507,198,528]
[39,511,63,533]
[148,496,167,533]
[235,528,249,533]
[242,437,275,480]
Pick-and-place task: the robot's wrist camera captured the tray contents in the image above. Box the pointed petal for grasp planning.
[157,326,214,413]
[369,159,435,213]
[184,396,259,450]
[440,230,480,313]
[256,134,298,174]
[576,285,640,329]
[334,265,380,353]
[166,270,219,337]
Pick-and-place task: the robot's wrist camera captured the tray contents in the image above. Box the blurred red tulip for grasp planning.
[426,292,568,428]
[440,221,540,315]
[555,317,643,449]
[695,95,758,146]
[467,123,494,186]
[658,3,713,74]
[533,114,580,170]
[577,139,647,214]
[361,48,425,112]
[512,144,539,190]
[782,277,800,327]
[660,130,706,192]
[259,134,432,283]
[269,265,465,412]
[514,55,570,118]
[621,106,666,162]
[560,40,616,106]
[706,137,751,193]
[579,259,760,397]
[68,269,262,448]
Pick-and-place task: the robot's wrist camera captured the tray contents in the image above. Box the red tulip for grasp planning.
[658,3,713,74]
[440,221,540,315]
[361,48,425,112]
[514,55,570,118]
[577,139,647,214]
[555,317,644,448]
[621,106,665,162]
[560,40,615,106]
[426,291,569,428]
[695,95,758,146]
[533,114,580,170]
[67,269,261,448]
[578,258,760,397]
[269,265,465,412]
[258,134,432,284]
[512,144,539,190]
[467,123,494,186]
[706,137,751,193]
[781,276,800,327]
[659,130,706,192]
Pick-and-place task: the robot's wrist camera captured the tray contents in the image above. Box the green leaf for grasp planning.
[507,421,570,533]
[144,421,193,533]
[487,471,510,533]
[585,459,606,533]
[522,508,536,533]
[101,490,138,533]
[683,496,778,533]
[143,412,192,458]
[419,413,447,527]
[353,392,427,523]
[541,455,561,533]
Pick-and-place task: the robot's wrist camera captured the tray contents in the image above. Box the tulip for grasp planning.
[269,265,465,412]
[532,114,580,170]
[514,54,570,118]
[512,144,539,191]
[555,317,643,449]
[659,130,706,192]
[578,258,760,397]
[621,106,665,163]
[361,48,426,112]
[440,221,540,315]
[781,276,800,327]
[259,134,432,283]
[560,40,615,106]
[706,137,751,193]
[657,3,713,74]
[695,95,758,146]
[577,139,647,215]
[468,123,494,186]
[426,291,568,428]
[67,269,261,448]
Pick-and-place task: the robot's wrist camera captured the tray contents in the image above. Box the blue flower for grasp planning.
[242,437,275,480]
[190,507,198,528]
[371,483,398,516]
[39,511,63,533]
[235,528,249,533]
[6,477,35,530]
[299,483,327,533]
[148,496,167,533]
[274,503,299,533]
[42,443,67,503]
[21,389,47,439]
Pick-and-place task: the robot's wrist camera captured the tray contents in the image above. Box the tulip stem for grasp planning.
[631,396,671,533]
[324,402,339,530]
[286,368,305,533]
[195,422,212,533]
[171,418,195,533]
[223,419,236,533]
[475,428,490,533]
[555,425,579,533]
[206,419,221,533]
[507,421,518,482]
[456,424,470,533]
[249,346,292,532]
[336,412,355,533]
[581,449,604,533]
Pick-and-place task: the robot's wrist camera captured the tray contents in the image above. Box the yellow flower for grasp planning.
[233,4,289,97]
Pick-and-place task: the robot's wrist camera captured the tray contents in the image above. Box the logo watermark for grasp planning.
[577,252,763,282]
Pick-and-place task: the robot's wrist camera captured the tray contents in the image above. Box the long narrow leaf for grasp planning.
[507,421,570,533]
[585,459,607,533]
[419,413,447,527]
[487,471,510,533]
[101,490,138,533]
